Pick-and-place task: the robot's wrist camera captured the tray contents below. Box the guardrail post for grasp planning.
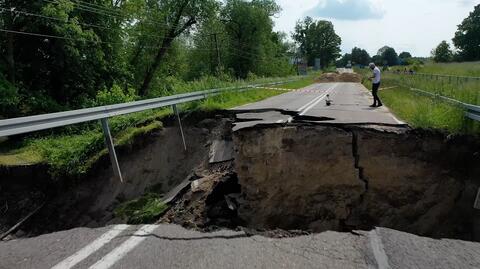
[474,188,480,210]
[100,118,123,182]
[172,104,187,151]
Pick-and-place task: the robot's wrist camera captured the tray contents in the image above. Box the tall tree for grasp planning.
[221,0,284,78]
[336,53,351,67]
[453,4,480,61]
[432,41,453,63]
[0,0,126,111]
[137,0,218,96]
[381,47,399,66]
[293,16,341,68]
[399,52,412,59]
[351,47,370,66]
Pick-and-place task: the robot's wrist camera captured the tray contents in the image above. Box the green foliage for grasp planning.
[220,0,293,78]
[0,74,19,117]
[351,47,371,66]
[379,87,468,133]
[399,52,412,59]
[453,4,480,61]
[337,53,352,67]
[115,193,168,224]
[419,61,480,77]
[383,72,480,105]
[381,47,399,66]
[95,85,139,106]
[432,41,453,63]
[293,17,342,68]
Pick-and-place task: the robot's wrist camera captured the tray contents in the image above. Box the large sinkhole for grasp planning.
[229,125,480,241]
[2,113,480,242]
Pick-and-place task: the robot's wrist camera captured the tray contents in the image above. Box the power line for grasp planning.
[0,8,177,42]
[0,28,220,52]
[42,0,189,30]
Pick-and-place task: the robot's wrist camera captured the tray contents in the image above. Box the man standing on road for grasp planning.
[369,63,383,107]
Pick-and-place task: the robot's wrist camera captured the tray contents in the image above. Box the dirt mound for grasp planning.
[338,73,362,82]
[316,72,362,83]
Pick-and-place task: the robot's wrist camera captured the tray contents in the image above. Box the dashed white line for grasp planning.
[51,224,129,269]
[299,84,337,116]
[88,225,158,269]
[275,83,338,123]
[369,228,391,269]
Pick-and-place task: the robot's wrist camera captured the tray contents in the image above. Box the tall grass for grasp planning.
[383,73,480,105]
[420,61,480,77]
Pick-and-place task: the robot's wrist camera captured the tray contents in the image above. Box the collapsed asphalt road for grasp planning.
[232,82,405,131]
[1,80,480,269]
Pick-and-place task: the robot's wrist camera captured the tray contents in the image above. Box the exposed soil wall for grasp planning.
[0,115,232,237]
[233,125,480,240]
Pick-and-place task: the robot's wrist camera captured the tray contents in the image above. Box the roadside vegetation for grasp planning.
[0,85,288,177]
[357,65,480,134]
[0,0,342,178]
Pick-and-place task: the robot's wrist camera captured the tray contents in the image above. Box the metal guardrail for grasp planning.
[0,80,293,137]
[408,87,480,122]
[0,79,298,181]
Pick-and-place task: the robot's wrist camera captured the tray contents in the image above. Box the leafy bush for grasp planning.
[95,84,138,106]
[24,92,67,115]
[0,76,19,117]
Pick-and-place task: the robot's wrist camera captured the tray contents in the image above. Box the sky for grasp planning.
[273,0,480,57]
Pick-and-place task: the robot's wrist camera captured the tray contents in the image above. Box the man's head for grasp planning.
[369,63,376,70]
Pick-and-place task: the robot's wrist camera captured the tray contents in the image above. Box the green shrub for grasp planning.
[114,193,168,224]
[95,84,138,106]
[0,76,19,117]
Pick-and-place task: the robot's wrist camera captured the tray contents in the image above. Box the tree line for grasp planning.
[1,0,319,117]
[337,45,415,68]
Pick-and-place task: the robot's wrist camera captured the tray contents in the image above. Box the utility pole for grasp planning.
[208,33,222,74]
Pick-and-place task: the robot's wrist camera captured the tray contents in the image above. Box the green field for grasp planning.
[418,61,480,77]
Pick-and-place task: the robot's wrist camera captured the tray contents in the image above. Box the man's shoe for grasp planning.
[377,103,383,107]
[369,104,377,108]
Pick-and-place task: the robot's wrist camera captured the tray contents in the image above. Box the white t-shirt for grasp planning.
[373,67,381,84]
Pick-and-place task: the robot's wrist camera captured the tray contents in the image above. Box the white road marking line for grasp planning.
[297,90,327,112]
[369,228,391,269]
[51,224,129,269]
[275,84,337,123]
[88,225,158,269]
[299,84,337,116]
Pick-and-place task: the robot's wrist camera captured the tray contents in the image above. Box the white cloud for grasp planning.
[306,0,386,20]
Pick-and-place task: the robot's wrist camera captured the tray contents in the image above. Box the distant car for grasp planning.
[346,63,352,69]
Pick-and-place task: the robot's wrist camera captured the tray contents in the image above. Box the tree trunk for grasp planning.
[138,38,172,96]
[138,0,192,96]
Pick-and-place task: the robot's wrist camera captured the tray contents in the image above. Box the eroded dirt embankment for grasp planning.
[0,114,232,238]
[233,125,480,240]
[2,111,480,242]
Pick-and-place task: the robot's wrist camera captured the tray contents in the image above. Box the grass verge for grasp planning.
[114,193,168,224]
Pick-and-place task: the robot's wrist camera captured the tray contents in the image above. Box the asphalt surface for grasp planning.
[232,81,405,131]
[3,73,477,269]
[1,224,480,269]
